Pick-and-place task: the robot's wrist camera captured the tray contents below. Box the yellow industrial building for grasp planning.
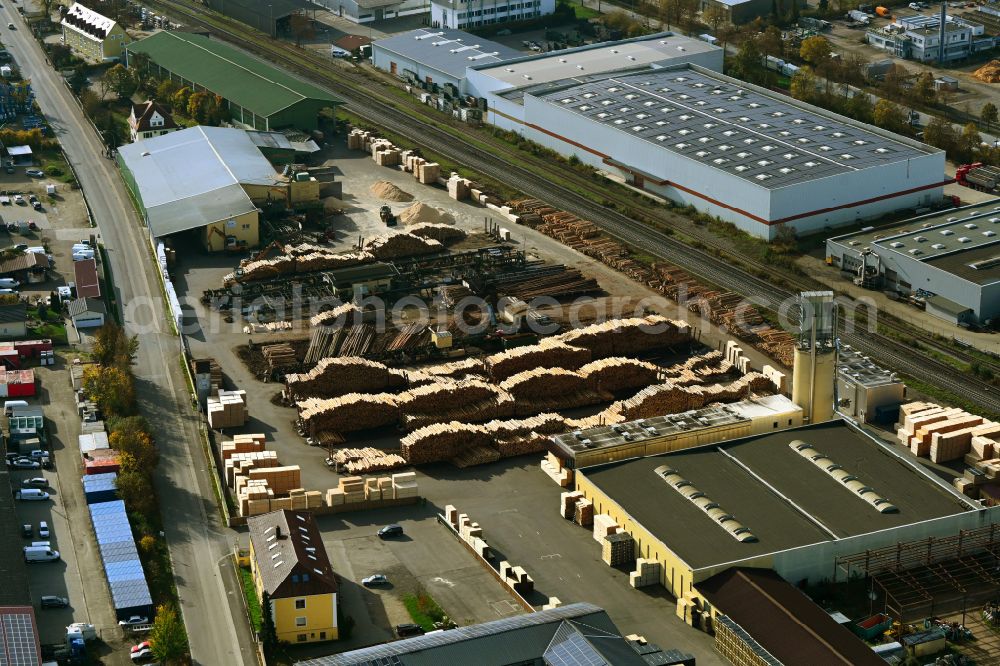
[61,3,128,63]
[117,126,320,252]
[570,420,990,627]
[247,510,339,643]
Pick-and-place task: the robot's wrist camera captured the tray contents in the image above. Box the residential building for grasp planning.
[0,252,48,284]
[571,419,994,621]
[698,568,885,666]
[248,510,338,643]
[699,0,805,23]
[431,0,554,30]
[125,31,343,131]
[0,303,27,339]
[128,100,179,143]
[117,127,282,251]
[825,199,1000,324]
[299,603,694,666]
[61,3,129,63]
[68,298,106,329]
[490,63,945,240]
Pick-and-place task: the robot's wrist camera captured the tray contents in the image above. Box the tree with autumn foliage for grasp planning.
[82,364,135,417]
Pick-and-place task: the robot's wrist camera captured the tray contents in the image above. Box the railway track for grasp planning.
[138,0,1000,414]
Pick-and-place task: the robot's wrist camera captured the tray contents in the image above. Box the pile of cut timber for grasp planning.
[328,447,407,475]
[365,233,443,260]
[486,340,591,381]
[407,358,486,382]
[578,357,662,393]
[221,433,266,459]
[500,367,591,401]
[304,304,362,363]
[556,316,691,358]
[262,343,298,371]
[407,223,466,244]
[402,421,495,464]
[662,351,736,386]
[299,394,398,436]
[609,372,774,421]
[397,379,502,414]
[498,268,600,301]
[896,401,1000,462]
[285,357,404,399]
[207,388,248,429]
[401,414,567,466]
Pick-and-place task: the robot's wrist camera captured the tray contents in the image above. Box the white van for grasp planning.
[0,278,19,289]
[4,399,27,415]
[15,488,49,500]
[23,545,59,562]
[72,251,94,262]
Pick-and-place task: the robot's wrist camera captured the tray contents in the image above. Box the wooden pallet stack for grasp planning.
[499,367,590,401]
[574,497,594,526]
[629,559,660,587]
[248,465,302,494]
[221,433,266,460]
[604,533,635,567]
[328,447,407,475]
[207,388,249,429]
[593,514,620,543]
[397,379,501,415]
[299,393,399,437]
[392,472,418,499]
[262,343,298,371]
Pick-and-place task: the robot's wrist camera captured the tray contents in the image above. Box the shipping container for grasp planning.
[82,472,117,504]
[13,339,53,358]
[87,500,153,621]
[78,431,110,457]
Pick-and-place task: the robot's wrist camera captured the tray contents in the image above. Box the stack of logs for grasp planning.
[509,198,794,368]
[327,447,407,475]
[608,372,774,421]
[365,233,443,260]
[286,357,406,399]
[407,223,467,244]
[401,413,567,466]
[486,340,592,381]
[262,343,298,372]
[299,394,399,437]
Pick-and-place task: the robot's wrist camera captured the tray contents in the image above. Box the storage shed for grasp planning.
[88,500,153,622]
[82,472,118,504]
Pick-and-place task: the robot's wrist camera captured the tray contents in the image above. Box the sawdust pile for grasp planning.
[370,180,414,202]
[974,60,1000,83]
[323,196,347,212]
[398,202,456,226]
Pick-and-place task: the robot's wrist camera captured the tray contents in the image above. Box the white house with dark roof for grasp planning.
[61,3,129,63]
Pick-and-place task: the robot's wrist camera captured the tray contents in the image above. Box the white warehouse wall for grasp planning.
[371,47,464,90]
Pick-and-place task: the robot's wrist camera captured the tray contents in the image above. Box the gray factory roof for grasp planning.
[118,126,280,237]
[828,199,1000,286]
[838,345,900,388]
[549,395,796,463]
[531,65,937,190]
[373,28,520,80]
[581,420,970,570]
[297,603,672,666]
[472,32,719,88]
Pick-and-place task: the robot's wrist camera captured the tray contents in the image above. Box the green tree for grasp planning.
[79,89,101,118]
[958,122,982,159]
[68,67,88,95]
[789,67,818,103]
[187,91,209,123]
[110,428,157,470]
[730,35,764,84]
[171,86,191,114]
[913,72,935,105]
[93,323,138,367]
[82,365,135,416]
[156,78,180,103]
[873,99,906,133]
[758,25,784,58]
[982,102,998,133]
[923,116,957,152]
[702,3,728,32]
[114,466,156,515]
[799,35,831,67]
[260,592,278,660]
[102,64,136,100]
[149,605,189,665]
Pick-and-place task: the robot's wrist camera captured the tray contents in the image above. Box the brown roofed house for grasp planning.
[247,510,339,643]
[128,100,179,143]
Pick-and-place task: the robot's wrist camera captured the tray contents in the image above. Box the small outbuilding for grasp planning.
[68,297,106,329]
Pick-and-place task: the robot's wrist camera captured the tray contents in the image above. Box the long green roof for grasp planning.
[126,31,342,117]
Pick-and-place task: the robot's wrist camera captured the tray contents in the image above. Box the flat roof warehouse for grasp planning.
[580,421,972,570]
[531,66,935,190]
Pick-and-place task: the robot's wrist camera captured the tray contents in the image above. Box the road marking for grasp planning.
[431,576,456,588]
[539,553,562,560]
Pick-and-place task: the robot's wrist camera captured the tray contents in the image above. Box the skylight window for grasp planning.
[818,145,832,151]
[735,165,749,172]
[761,145,776,152]
[831,131,846,138]
[631,125,645,131]
[699,136,712,143]
[560,98,574,104]
[779,167,795,174]
[874,147,889,154]
[723,130,737,137]
[656,135,668,141]
[770,111,786,117]
[695,150,709,157]
[613,119,626,125]
[677,94,691,100]
[679,114,693,120]
[636,113,649,119]
[625,93,639,100]
[713,158,730,165]
[718,144,732,151]
[608,86,622,92]
[796,138,811,144]
[757,159,773,167]
[578,105,592,111]
[675,142,690,149]
[853,139,868,146]
[678,128,692,135]
[703,122,717,129]
[737,151,750,158]
[840,154,855,160]
[756,173,773,180]
[783,153,796,160]
[804,161,818,167]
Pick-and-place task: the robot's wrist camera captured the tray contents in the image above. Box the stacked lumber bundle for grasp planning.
[578,357,662,393]
[480,413,566,439]
[498,268,601,301]
[384,324,430,353]
[400,391,516,430]
[401,421,495,464]
[223,256,295,285]
[560,490,585,519]
[609,373,773,421]
[328,447,407,474]
[896,401,1000,462]
[500,367,590,401]
[365,233,443,260]
[397,379,502,414]
[248,465,302,495]
[262,343,298,371]
[692,372,774,407]
[305,304,362,363]
[409,358,486,381]
[493,433,549,458]
[407,223,466,244]
[226,451,280,487]
[207,389,248,429]
[221,433,266,459]
[243,321,294,334]
[299,394,398,436]
[339,324,377,357]
[237,480,273,516]
[565,411,626,430]
[285,357,401,399]
[392,472,418,499]
[556,316,691,359]
[326,476,366,506]
[486,340,591,381]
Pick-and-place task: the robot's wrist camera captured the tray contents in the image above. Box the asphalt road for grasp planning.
[0,17,256,666]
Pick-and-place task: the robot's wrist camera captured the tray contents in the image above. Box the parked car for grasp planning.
[118,616,149,627]
[13,194,24,205]
[131,647,154,663]
[38,521,48,538]
[7,23,14,29]
[10,458,40,469]
[330,46,351,58]
[28,450,48,460]
[40,595,68,608]
[377,524,403,539]
[395,623,425,637]
[21,477,47,489]
[15,489,49,500]
[25,169,43,177]
[21,523,31,538]
[361,574,389,587]
[130,641,152,654]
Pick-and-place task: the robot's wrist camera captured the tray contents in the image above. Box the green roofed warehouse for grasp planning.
[125,31,342,131]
